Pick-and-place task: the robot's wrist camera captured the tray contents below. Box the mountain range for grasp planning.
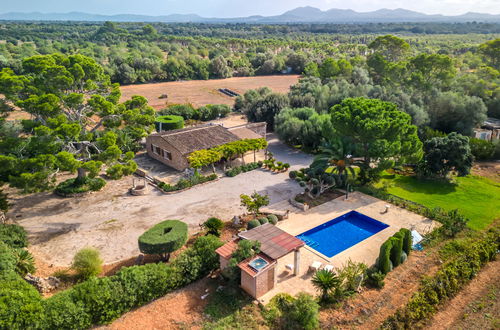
[1,7,499,23]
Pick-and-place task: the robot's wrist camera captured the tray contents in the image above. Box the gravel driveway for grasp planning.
[14,135,312,266]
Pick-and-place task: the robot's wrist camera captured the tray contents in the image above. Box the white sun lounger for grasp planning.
[309,261,322,272]
[324,265,335,273]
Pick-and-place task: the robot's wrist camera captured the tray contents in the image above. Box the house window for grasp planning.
[164,150,172,161]
[152,145,162,155]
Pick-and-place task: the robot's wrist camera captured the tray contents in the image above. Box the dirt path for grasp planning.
[426,258,500,330]
[320,250,441,329]
[8,137,312,266]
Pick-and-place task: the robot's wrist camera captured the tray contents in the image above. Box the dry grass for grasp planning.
[120,75,300,110]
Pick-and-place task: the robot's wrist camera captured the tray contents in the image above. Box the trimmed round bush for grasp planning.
[267,214,278,225]
[289,170,298,179]
[138,220,188,260]
[258,217,269,225]
[155,115,184,132]
[247,219,260,230]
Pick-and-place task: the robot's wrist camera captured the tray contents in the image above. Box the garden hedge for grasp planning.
[378,229,409,274]
[378,239,393,274]
[390,233,403,267]
[138,220,188,258]
[382,228,499,329]
[0,235,223,329]
[155,115,184,132]
[0,223,28,249]
[400,228,412,255]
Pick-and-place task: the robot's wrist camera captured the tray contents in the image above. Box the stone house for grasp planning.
[215,223,305,299]
[474,117,500,141]
[145,122,266,171]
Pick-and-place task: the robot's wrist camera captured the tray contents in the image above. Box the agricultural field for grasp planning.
[120,75,300,109]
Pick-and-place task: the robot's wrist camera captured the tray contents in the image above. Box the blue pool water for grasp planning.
[296,211,389,258]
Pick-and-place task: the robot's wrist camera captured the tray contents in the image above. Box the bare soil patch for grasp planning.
[120,75,299,110]
[472,161,500,183]
[320,249,441,329]
[103,277,215,330]
[426,258,500,330]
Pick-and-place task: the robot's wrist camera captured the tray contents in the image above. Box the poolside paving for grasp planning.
[258,191,437,304]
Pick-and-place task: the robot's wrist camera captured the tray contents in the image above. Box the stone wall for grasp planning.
[145,135,188,171]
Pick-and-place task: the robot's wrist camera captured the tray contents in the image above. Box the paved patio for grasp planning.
[258,191,437,304]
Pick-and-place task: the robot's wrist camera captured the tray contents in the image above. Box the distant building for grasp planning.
[145,122,266,171]
[474,117,500,141]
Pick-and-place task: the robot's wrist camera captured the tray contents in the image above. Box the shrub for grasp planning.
[225,162,260,177]
[390,233,404,267]
[258,217,269,225]
[138,220,188,261]
[378,239,392,275]
[197,104,231,121]
[0,272,45,329]
[13,248,36,277]
[0,242,17,274]
[247,219,260,230]
[2,235,223,329]
[400,228,412,255]
[155,115,184,132]
[267,292,320,330]
[382,228,499,328]
[203,217,224,236]
[157,173,217,192]
[158,104,197,120]
[43,290,92,329]
[267,214,278,225]
[311,269,340,302]
[366,268,386,289]
[469,137,495,160]
[71,248,103,280]
[55,177,106,197]
[337,259,367,293]
[0,224,28,248]
[240,191,270,215]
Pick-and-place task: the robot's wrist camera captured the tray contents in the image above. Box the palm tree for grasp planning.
[311,269,340,302]
[14,248,36,276]
[311,137,357,187]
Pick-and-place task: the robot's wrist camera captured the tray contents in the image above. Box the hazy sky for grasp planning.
[2,0,500,16]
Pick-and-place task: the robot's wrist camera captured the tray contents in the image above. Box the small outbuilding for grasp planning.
[215,223,305,299]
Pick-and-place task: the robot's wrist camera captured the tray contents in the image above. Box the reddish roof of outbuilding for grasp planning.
[238,253,276,277]
[238,223,304,259]
[215,238,239,259]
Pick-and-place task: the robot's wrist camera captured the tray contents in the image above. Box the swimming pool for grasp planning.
[296,211,389,258]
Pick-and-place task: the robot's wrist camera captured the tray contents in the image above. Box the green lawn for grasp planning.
[375,174,500,230]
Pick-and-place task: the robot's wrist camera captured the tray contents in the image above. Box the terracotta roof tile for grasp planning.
[153,124,240,155]
[238,223,304,259]
[238,253,276,277]
[215,239,239,259]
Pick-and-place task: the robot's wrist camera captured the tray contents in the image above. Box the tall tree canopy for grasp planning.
[418,132,473,178]
[331,97,422,181]
[0,54,155,192]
